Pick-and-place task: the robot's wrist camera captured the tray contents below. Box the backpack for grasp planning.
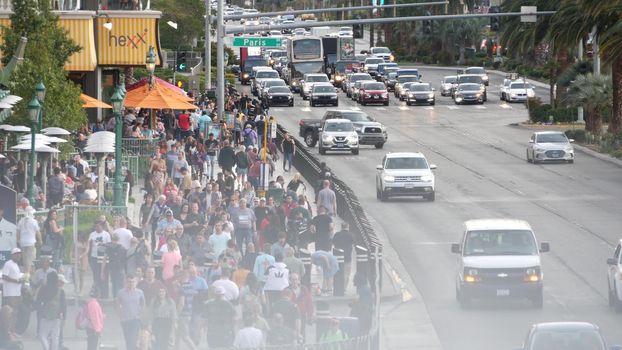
[75,302,90,330]
[106,244,127,270]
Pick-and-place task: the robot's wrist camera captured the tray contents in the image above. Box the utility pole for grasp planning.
[577,39,584,123]
[205,0,211,89]
[591,25,600,76]
[217,0,225,119]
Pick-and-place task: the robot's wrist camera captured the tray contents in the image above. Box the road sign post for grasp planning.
[233,37,282,47]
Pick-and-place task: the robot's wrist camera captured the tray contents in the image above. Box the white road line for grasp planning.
[499,104,512,109]
[351,106,361,111]
[398,106,409,111]
[475,105,487,109]
[272,108,284,112]
[377,107,387,111]
[300,107,311,112]
[424,106,435,110]
[446,105,459,110]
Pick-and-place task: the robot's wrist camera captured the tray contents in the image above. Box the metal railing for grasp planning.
[121,137,159,157]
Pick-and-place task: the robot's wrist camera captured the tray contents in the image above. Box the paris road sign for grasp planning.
[233,37,282,48]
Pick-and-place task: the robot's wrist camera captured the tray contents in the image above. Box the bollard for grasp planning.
[298,248,312,287]
[333,247,345,296]
[315,300,331,342]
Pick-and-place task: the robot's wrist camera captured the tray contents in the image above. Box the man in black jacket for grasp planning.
[218,140,236,174]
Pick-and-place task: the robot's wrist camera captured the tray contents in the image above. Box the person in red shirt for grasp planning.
[177,110,191,140]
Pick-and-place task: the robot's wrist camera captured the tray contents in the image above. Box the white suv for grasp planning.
[301,73,329,100]
[451,219,550,309]
[607,239,622,312]
[375,152,436,201]
[318,119,359,155]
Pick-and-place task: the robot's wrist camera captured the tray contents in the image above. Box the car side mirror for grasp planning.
[429,164,437,170]
[569,138,575,143]
[376,165,383,170]
[330,79,335,84]
[318,127,323,131]
[607,258,617,265]
[451,243,461,254]
[540,242,550,253]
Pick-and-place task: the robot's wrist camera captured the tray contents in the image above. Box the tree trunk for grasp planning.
[458,45,465,65]
[586,109,603,135]
[554,48,570,108]
[608,55,622,135]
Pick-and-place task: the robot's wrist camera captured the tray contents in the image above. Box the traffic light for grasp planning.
[353,24,364,38]
[176,51,187,72]
[490,6,500,32]
[423,11,432,35]
[177,80,183,88]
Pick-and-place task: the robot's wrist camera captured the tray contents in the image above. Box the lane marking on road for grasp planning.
[475,105,487,109]
[446,105,459,110]
[377,107,387,111]
[499,104,512,109]
[398,106,409,111]
[300,107,311,112]
[408,242,454,245]
[272,108,284,112]
[424,106,435,110]
[351,106,361,111]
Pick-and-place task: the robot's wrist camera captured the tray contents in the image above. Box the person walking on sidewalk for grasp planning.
[280,132,295,172]
[316,180,337,217]
[35,271,66,350]
[83,288,105,350]
[218,140,236,174]
[116,275,146,350]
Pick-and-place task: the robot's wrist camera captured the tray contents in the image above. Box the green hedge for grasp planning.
[529,101,577,123]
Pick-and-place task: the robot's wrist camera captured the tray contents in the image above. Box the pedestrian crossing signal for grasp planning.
[177,80,183,88]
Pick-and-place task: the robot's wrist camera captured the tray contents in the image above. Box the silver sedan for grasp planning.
[526,131,575,164]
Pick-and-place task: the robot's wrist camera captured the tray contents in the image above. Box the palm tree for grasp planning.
[565,73,612,134]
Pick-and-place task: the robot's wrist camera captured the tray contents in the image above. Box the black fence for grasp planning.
[276,125,383,292]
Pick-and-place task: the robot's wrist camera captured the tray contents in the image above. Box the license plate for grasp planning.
[374,95,379,99]
[496,289,510,297]
[404,184,414,189]
[551,152,559,157]
[336,143,346,148]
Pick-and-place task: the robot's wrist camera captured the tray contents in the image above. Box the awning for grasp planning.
[126,77,193,101]
[96,11,162,67]
[81,93,112,108]
[58,14,97,71]
[124,81,197,110]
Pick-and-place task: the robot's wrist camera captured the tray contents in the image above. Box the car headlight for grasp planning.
[322,134,332,141]
[389,54,395,62]
[534,147,544,152]
[292,81,297,86]
[383,175,395,182]
[421,175,433,182]
[382,93,388,97]
[475,93,482,97]
[347,135,358,142]
[331,95,337,99]
[408,93,415,98]
[428,93,435,98]
[365,94,371,98]
[335,76,343,81]
[464,268,480,283]
[354,126,362,132]
[243,73,249,78]
[482,76,489,81]
[525,268,541,282]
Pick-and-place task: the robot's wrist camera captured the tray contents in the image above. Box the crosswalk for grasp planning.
[272,103,517,114]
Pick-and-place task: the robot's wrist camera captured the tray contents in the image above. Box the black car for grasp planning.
[516,322,621,350]
[310,83,338,107]
[382,72,398,91]
[453,83,485,105]
[264,86,294,107]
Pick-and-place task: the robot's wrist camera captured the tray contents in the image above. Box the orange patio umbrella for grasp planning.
[123,81,198,110]
[81,93,112,109]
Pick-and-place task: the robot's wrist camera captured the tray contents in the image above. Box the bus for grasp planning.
[286,36,324,92]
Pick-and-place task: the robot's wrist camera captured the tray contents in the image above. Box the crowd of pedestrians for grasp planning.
[0,91,370,350]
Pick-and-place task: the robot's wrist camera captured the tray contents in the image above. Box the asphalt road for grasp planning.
[237,66,622,350]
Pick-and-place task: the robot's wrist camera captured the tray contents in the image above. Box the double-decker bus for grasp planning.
[286,36,324,92]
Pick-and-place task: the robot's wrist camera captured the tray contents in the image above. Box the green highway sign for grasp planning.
[233,37,282,47]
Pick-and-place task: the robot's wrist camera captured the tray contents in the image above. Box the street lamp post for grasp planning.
[35,82,46,130]
[146,46,156,90]
[111,88,124,206]
[27,97,41,204]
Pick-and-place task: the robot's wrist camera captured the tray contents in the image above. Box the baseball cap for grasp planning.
[11,247,21,254]
[213,285,226,295]
[192,180,201,188]
[165,209,174,216]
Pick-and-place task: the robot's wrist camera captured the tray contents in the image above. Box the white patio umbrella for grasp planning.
[21,134,68,143]
[1,95,23,105]
[7,125,31,132]
[41,127,71,136]
[11,141,51,150]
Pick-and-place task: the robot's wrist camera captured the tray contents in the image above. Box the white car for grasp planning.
[607,239,622,312]
[363,57,385,77]
[300,73,329,100]
[370,46,394,62]
[505,81,536,102]
[338,26,353,36]
[375,152,436,201]
[464,66,489,86]
[499,78,512,101]
[526,131,575,164]
[318,119,359,155]
[440,75,457,96]
[451,219,550,308]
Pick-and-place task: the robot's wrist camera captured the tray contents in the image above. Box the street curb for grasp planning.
[509,123,622,168]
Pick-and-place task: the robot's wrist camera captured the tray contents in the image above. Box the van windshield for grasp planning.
[464,230,538,256]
